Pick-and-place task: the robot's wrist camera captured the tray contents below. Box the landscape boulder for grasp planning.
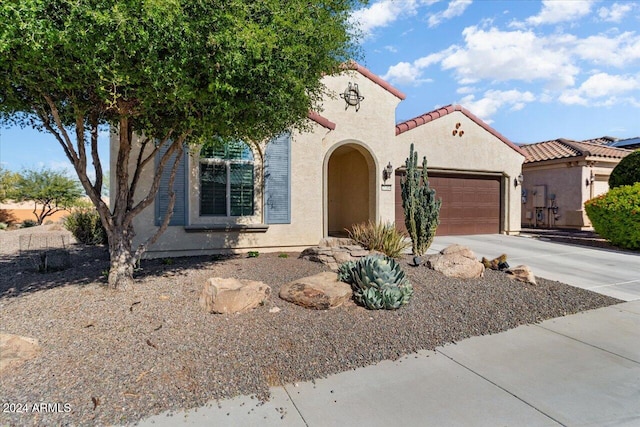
[506,265,537,285]
[0,333,40,374]
[300,238,372,270]
[427,244,484,279]
[199,277,271,314]
[279,272,352,310]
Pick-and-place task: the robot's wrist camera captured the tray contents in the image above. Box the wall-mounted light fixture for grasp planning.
[514,173,524,188]
[382,162,393,182]
[585,171,595,187]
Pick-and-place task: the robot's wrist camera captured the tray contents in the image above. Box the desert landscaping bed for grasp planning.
[0,226,621,426]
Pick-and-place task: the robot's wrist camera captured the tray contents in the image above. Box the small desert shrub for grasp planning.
[0,222,7,230]
[64,209,108,245]
[585,183,640,250]
[278,253,289,258]
[348,220,410,258]
[21,219,37,228]
[609,151,640,189]
[247,251,259,258]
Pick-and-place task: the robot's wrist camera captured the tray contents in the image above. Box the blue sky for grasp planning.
[1,0,639,175]
[354,0,640,141]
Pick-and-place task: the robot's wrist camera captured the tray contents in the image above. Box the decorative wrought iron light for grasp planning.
[340,82,364,111]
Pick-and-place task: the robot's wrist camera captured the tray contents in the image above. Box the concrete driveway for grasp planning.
[429,234,640,301]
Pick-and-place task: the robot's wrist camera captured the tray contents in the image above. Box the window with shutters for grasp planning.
[199,141,254,217]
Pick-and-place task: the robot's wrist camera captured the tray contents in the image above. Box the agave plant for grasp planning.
[348,255,413,310]
[337,260,356,284]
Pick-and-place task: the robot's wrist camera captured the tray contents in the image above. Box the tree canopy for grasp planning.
[0,0,364,288]
[13,168,83,225]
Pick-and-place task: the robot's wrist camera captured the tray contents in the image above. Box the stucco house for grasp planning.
[519,139,632,229]
[112,64,525,257]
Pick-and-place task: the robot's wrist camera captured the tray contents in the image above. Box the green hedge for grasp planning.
[609,151,640,189]
[64,209,108,245]
[585,183,640,250]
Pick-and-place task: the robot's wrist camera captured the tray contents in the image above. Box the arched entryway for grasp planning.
[325,143,376,237]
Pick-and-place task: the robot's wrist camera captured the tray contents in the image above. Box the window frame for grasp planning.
[199,143,255,218]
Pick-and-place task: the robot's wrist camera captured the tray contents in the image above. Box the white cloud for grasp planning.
[441,26,579,89]
[456,86,476,94]
[459,89,536,121]
[598,3,635,23]
[572,32,640,67]
[382,48,454,85]
[383,45,398,53]
[428,0,473,28]
[510,0,594,28]
[350,0,440,38]
[559,72,640,105]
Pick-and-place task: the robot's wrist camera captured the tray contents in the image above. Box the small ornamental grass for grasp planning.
[347,220,409,258]
[585,183,640,250]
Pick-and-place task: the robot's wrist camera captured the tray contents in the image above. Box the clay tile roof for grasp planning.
[307,111,336,130]
[520,139,632,163]
[395,104,525,156]
[581,135,619,145]
[342,61,406,100]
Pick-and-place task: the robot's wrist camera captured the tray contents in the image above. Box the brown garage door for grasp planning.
[395,172,501,236]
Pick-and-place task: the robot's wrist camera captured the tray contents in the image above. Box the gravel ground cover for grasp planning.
[0,226,621,426]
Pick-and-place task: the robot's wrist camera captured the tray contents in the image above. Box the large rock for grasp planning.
[506,265,537,285]
[300,239,373,271]
[279,272,352,310]
[0,334,40,374]
[199,278,271,314]
[427,244,484,279]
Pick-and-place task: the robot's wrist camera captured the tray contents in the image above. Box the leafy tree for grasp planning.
[0,166,20,202]
[13,168,83,225]
[609,151,640,189]
[0,0,362,288]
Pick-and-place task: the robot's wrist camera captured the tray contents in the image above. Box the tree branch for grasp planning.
[89,112,103,196]
[126,131,190,223]
[133,141,186,262]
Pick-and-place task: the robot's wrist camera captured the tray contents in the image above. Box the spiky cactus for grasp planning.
[343,255,413,310]
[401,143,441,256]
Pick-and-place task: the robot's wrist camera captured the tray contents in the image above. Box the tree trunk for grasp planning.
[106,224,135,289]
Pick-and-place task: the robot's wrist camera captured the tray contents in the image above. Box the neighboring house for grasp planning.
[609,137,640,150]
[112,64,525,257]
[519,139,632,229]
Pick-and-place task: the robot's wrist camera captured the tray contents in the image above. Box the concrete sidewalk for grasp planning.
[137,236,640,426]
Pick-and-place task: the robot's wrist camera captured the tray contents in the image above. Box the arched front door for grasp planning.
[326,143,376,237]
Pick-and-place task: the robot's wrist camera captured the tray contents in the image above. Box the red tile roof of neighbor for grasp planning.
[520,139,633,164]
[395,104,526,156]
[307,111,336,130]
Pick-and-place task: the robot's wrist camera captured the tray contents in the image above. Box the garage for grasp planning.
[395,172,502,236]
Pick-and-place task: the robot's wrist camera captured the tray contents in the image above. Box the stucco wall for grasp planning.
[110,69,524,257]
[394,111,524,234]
[521,160,619,229]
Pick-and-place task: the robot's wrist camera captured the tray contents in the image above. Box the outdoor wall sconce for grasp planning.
[382,162,393,182]
[340,82,364,111]
[586,171,594,187]
[514,173,524,188]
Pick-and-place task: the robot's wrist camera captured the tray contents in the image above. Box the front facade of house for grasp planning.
[112,65,524,257]
[519,139,632,229]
